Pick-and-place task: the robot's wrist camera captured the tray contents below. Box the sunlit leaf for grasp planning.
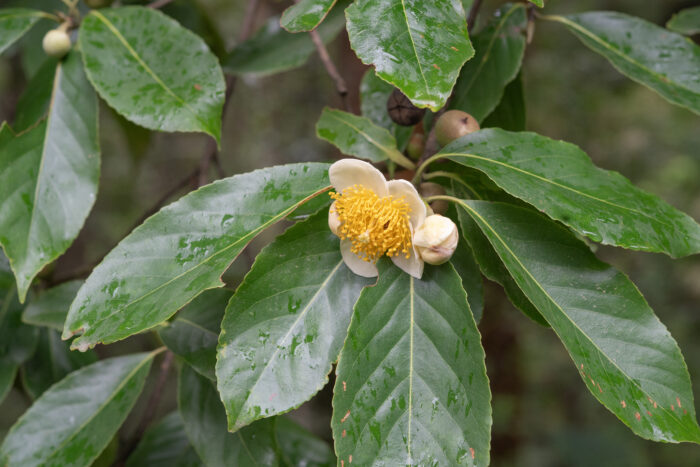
[281,0,337,32]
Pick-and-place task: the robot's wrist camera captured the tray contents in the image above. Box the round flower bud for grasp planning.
[413,214,458,265]
[43,29,72,58]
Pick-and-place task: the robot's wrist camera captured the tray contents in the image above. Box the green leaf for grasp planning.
[217,211,371,431]
[333,260,491,466]
[0,50,100,302]
[126,412,201,467]
[0,9,47,55]
[440,128,700,257]
[458,200,700,443]
[0,360,17,405]
[63,163,330,350]
[79,7,225,141]
[275,417,335,467]
[13,58,57,132]
[667,7,700,36]
[447,216,484,323]
[482,72,526,131]
[545,11,700,115]
[281,0,337,32]
[223,6,346,77]
[530,0,544,7]
[0,352,157,467]
[316,107,414,168]
[359,70,412,151]
[159,288,232,381]
[21,328,97,400]
[22,280,83,331]
[178,364,279,467]
[451,3,527,123]
[346,0,474,111]
[1,287,39,369]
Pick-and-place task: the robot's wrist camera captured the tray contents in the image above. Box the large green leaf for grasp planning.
[346,0,474,111]
[0,50,100,302]
[667,7,700,36]
[21,328,97,400]
[178,364,279,467]
[316,107,414,168]
[482,72,526,131]
[451,3,527,122]
[358,70,412,150]
[458,200,700,442]
[545,11,700,115]
[159,288,232,381]
[275,417,335,467]
[63,163,330,350]
[126,412,201,467]
[333,260,491,466]
[0,9,47,55]
[223,6,346,77]
[0,352,157,467]
[79,7,225,141]
[217,211,371,431]
[439,128,700,257]
[22,280,83,331]
[281,0,337,32]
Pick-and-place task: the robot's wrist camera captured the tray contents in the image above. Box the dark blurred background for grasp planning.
[1,0,699,465]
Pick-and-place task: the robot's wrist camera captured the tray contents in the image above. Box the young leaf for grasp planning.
[666,7,700,36]
[63,163,330,350]
[544,12,700,115]
[79,7,225,141]
[451,3,527,122]
[0,9,47,55]
[440,129,700,257]
[458,200,700,443]
[359,70,412,150]
[346,0,474,111]
[224,6,346,77]
[21,328,97,400]
[0,50,99,302]
[159,288,233,381]
[178,364,279,467]
[126,412,201,467]
[217,211,371,431]
[316,107,414,168]
[275,417,335,467]
[482,72,526,131]
[333,260,491,466]
[0,352,157,467]
[21,279,83,331]
[281,0,337,33]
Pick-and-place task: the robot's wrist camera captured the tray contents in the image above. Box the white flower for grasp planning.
[328,159,427,278]
[413,214,459,265]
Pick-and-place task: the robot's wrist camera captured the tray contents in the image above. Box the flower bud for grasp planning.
[43,28,71,58]
[413,214,458,265]
[328,201,341,236]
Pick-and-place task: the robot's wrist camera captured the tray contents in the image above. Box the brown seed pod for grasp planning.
[387,89,426,126]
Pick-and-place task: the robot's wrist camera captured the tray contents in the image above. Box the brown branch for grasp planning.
[147,0,175,9]
[467,0,484,31]
[309,29,352,113]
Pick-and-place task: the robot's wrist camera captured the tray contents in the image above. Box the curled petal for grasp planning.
[340,239,378,277]
[387,179,427,229]
[329,159,388,197]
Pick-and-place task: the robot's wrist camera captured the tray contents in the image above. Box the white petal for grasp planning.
[387,179,427,229]
[329,159,388,197]
[328,202,341,236]
[340,239,378,277]
[391,249,424,279]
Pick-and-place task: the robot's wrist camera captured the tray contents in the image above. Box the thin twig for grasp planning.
[147,0,175,9]
[467,0,484,31]
[309,29,352,113]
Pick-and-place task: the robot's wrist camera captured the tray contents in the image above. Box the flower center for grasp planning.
[330,184,413,262]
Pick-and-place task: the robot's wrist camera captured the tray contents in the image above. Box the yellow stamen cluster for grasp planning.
[330,184,413,262]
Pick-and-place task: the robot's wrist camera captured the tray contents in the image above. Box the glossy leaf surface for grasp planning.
[80,7,225,141]
[459,200,700,442]
[441,129,700,257]
[22,280,83,331]
[217,211,371,431]
[178,364,279,467]
[223,7,345,77]
[0,9,46,55]
[0,352,156,467]
[126,412,200,467]
[547,11,700,115]
[346,0,474,111]
[451,3,527,122]
[63,163,330,350]
[159,288,232,381]
[281,0,337,32]
[333,260,491,466]
[666,7,700,36]
[0,51,99,302]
